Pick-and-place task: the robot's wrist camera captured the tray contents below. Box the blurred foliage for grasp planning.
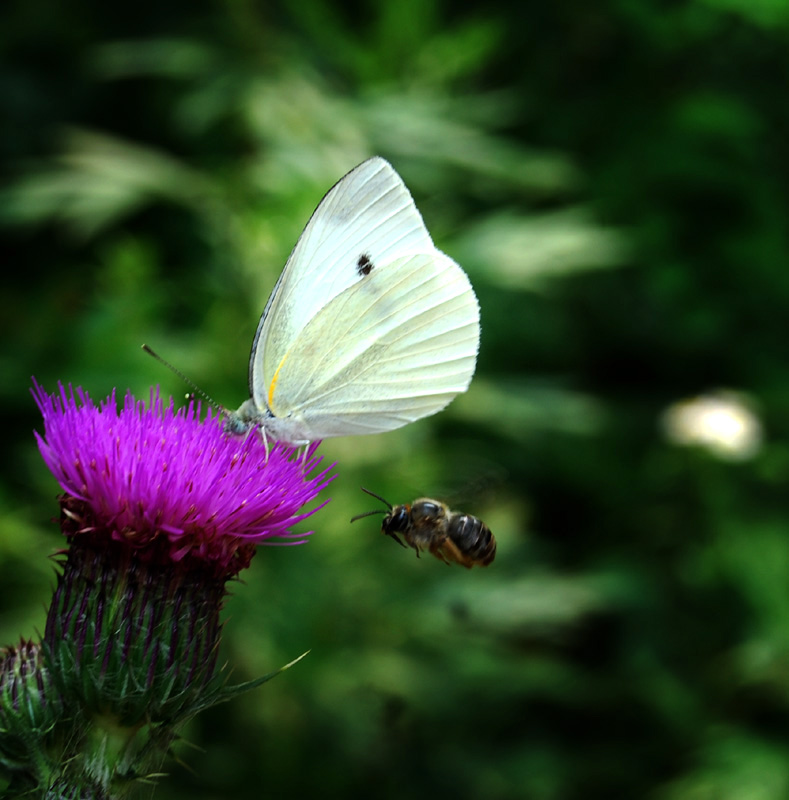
[2,0,789,798]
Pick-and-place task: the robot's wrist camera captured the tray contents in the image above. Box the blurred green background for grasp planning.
[3,0,789,797]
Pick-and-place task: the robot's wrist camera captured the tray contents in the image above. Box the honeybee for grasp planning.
[351,487,496,568]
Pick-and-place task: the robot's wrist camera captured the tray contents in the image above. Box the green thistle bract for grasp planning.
[0,640,60,779]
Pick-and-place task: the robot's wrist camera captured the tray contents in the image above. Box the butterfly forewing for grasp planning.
[251,157,435,407]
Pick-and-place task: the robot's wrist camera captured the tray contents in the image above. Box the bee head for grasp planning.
[381,504,411,535]
[350,488,409,549]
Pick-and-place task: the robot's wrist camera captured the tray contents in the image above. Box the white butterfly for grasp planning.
[224,157,480,446]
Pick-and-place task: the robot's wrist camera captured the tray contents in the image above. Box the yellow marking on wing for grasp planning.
[268,352,290,411]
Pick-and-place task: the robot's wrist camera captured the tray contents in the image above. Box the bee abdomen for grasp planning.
[448,515,496,566]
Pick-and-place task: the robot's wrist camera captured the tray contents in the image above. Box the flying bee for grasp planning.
[351,487,496,568]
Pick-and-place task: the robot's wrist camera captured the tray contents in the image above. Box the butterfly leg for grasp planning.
[259,426,270,461]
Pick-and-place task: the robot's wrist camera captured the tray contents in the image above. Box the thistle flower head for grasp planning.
[23,381,332,794]
[32,380,334,576]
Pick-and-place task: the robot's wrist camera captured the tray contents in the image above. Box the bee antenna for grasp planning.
[350,509,387,523]
[358,487,393,509]
[142,344,222,411]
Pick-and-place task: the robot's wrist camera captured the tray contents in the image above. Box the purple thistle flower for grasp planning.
[19,379,335,793]
[31,380,334,575]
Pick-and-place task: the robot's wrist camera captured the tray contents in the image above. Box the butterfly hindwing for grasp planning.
[265,252,479,439]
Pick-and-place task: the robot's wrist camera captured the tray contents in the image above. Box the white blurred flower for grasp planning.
[661,391,762,461]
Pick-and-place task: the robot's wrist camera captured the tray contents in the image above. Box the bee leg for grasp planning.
[385,532,407,549]
[430,543,452,566]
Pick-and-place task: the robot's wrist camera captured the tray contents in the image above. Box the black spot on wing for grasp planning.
[357,253,374,276]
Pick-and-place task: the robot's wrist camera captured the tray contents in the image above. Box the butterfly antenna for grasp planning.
[142,344,222,410]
